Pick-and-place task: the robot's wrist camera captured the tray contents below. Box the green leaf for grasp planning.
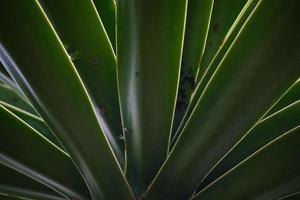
[172,0,214,138]
[38,0,124,166]
[144,0,300,199]
[117,0,187,194]
[280,192,300,200]
[0,64,27,101]
[92,0,116,49]
[0,193,35,200]
[0,62,10,77]
[0,1,133,199]
[0,105,90,200]
[196,0,250,81]
[0,163,65,200]
[0,102,62,148]
[192,126,300,200]
[198,99,300,190]
[0,83,36,115]
[171,0,260,145]
[0,83,61,148]
[267,79,300,116]
[0,63,13,87]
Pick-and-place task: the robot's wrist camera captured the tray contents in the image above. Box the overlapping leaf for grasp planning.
[39,0,124,166]
[92,0,116,48]
[0,1,133,199]
[144,0,300,199]
[172,0,214,138]
[198,100,300,190]
[0,163,65,200]
[117,0,187,194]
[172,0,260,144]
[0,105,90,200]
[192,126,300,200]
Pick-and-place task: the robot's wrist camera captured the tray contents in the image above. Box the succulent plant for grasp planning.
[0,0,300,199]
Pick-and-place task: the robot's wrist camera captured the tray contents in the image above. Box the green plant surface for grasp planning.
[172,0,260,143]
[0,163,65,200]
[144,0,300,198]
[0,105,90,199]
[267,79,300,115]
[198,99,300,190]
[192,126,300,200]
[0,62,9,77]
[280,192,300,200]
[0,83,36,115]
[0,193,36,200]
[0,69,62,149]
[0,64,24,98]
[117,0,188,194]
[92,0,116,49]
[194,0,259,89]
[0,1,132,200]
[0,71,13,90]
[196,0,250,81]
[38,0,124,166]
[0,102,61,148]
[0,0,299,199]
[172,0,214,135]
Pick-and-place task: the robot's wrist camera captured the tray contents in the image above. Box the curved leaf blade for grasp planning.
[38,0,124,166]
[0,102,62,149]
[0,83,61,148]
[0,83,35,115]
[0,63,23,98]
[280,192,300,200]
[198,100,300,190]
[144,0,300,199]
[117,0,188,194]
[0,1,133,199]
[267,79,300,116]
[192,126,300,200]
[196,0,249,81]
[172,0,214,138]
[92,0,116,49]
[0,163,65,200]
[0,105,90,200]
[0,193,37,200]
[171,0,260,145]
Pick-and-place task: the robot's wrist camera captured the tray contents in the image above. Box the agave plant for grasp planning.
[0,0,300,199]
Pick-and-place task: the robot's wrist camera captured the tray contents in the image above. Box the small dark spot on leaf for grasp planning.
[92,59,98,65]
[212,23,219,33]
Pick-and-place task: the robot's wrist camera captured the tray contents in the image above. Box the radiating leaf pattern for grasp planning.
[38,0,124,166]
[0,105,90,200]
[0,163,65,200]
[0,0,299,199]
[144,0,300,198]
[192,126,300,200]
[117,0,188,194]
